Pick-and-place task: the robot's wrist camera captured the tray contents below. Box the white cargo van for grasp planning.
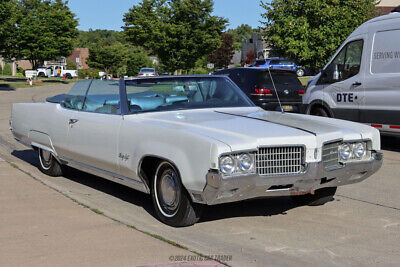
[303,10,400,135]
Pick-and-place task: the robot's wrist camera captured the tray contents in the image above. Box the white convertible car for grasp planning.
[10,76,383,227]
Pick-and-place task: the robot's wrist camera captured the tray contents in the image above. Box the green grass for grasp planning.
[10,163,19,169]
[0,75,77,89]
[90,208,103,215]
[298,76,313,86]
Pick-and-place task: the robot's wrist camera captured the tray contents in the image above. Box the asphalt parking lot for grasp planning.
[1,84,400,266]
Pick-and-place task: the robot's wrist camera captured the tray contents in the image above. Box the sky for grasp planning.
[67,0,265,31]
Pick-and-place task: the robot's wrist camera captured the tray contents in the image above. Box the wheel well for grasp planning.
[309,103,333,117]
[139,156,185,193]
[139,156,161,189]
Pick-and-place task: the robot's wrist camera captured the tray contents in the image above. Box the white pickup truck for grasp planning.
[36,65,78,79]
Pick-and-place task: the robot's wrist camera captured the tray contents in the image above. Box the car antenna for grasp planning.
[267,67,284,113]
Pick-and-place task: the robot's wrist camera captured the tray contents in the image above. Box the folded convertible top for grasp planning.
[46,94,67,104]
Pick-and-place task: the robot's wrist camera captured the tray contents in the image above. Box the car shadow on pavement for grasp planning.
[199,197,298,223]
[381,135,400,152]
[11,149,309,224]
[11,149,156,217]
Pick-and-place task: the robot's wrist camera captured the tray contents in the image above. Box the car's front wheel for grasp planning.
[291,187,337,206]
[38,148,63,177]
[151,161,202,227]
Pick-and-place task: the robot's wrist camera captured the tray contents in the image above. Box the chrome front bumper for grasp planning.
[190,152,383,205]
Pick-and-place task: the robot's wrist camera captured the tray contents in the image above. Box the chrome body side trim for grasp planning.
[189,152,383,205]
[59,156,149,193]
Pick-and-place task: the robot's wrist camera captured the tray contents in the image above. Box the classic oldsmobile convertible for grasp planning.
[10,76,383,227]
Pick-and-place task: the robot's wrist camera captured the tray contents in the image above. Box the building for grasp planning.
[241,33,266,63]
[67,48,89,69]
[376,0,399,15]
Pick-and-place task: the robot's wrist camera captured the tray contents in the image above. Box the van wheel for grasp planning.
[65,73,72,79]
[38,148,63,177]
[292,187,337,206]
[151,161,202,227]
[296,68,305,77]
[311,107,330,117]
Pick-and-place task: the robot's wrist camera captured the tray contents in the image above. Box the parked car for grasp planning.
[214,68,304,113]
[138,68,157,76]
[36,65,78,79]
[303,10,400,135]
[10,76,382,227]
[253,58,310,77]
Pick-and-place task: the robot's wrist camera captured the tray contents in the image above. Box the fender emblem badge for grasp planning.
[119,153,130,161]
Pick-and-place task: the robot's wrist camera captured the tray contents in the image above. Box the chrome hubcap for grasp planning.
[160,170,179,210]
[41,150,51,162]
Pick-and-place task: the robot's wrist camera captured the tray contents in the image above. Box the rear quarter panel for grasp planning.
[11,103,68,154]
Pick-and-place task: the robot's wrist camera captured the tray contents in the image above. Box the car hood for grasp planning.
[130,107,379,152]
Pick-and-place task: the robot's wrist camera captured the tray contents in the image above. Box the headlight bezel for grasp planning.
[338,141,370,163]
[219,152,256,177]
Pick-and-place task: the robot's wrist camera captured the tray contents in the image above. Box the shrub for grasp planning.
[66,59,76,70]
[3,64,12,76]
[78,69,100,79]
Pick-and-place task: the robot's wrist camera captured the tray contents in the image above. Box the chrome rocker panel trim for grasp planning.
[13,133,149,194]
[190,152,383,205]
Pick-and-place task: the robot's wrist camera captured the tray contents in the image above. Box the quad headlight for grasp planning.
[339,143,352,161]
[339,142,368,162]
[219,153,255,176]
[220,156,235,175]
[353,142,367,159]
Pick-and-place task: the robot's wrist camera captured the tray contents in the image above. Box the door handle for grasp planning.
[69,119,79,125]
[352,82,362,86]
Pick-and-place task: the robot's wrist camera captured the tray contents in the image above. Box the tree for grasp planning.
[126,47,153,76]
[87,43,127,76]
[123,0,227,72]
[227,24,255,50]
[5,0,78,69]
[75,30,125,48]
[208,33,235,69]
[0,0,18,56]
[243,50,255,65]
[260,0,378,70]
[87,43,152,77]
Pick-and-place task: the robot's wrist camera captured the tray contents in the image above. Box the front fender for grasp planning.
[119,120,231,192]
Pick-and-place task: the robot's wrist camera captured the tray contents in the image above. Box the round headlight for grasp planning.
[339,144,352,161]
[353,142,366,159]
[238,154,253,172]
[220,156,235,174]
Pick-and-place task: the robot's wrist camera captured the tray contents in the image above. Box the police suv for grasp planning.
[303,10,400,135]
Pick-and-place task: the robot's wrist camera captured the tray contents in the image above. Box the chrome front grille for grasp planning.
[256,146,305,176]
[322,141,341,170]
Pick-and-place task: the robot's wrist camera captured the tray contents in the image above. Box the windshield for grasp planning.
[125,77,253,113]
[140,68,156,73]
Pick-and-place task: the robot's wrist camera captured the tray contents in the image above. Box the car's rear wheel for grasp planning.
[65,73,72,79]
[151,161,202,227]
[311,107,330,117]
[37,72,46,77]
[38,148,63,177]
[291,187,337,206]
[296,68,305,77]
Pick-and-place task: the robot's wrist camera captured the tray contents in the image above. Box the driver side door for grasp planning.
[316,38,366,121]
[62,80,122,174]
